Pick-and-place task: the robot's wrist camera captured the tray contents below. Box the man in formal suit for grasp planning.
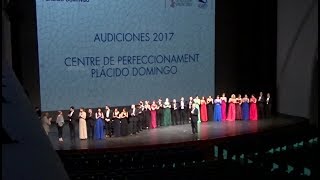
[137,103,144,132]
[105,105,112,137]
[129,104,138,135]
[190,104,198,134]
[258,92,265,119]
[187,97,193,123]
[179,97,187,124]
[156,98,163,127]
[171,99,180,125]
[265,93,272,118]
[67,106,76,140]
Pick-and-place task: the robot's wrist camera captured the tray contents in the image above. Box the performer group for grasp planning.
[41,92,272,142]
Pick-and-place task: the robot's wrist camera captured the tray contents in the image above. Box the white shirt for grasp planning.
[180,101,184,109]
[173,103,177,110]
[266,98,270,104]
[105,110,110,120]
[189,101,193,109]
[68,111,74,121]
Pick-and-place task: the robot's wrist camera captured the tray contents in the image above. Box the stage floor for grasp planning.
[48,117,305,151]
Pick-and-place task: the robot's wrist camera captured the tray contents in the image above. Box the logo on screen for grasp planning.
[198,0,208,9]
[167,0,192,8]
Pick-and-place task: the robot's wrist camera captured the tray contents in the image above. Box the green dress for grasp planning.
[163,103,172,126]
[194,98,201,122]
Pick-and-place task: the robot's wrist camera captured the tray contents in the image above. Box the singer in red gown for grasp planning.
[249,95,258,120]
[235,94,242,120]
[221,93,227,120]
[150,101,158,128]
[226,94,236,121]
[200,96,208,122]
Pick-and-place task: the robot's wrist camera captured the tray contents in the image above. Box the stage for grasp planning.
[48,116,305,151]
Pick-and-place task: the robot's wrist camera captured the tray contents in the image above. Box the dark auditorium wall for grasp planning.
[215,0,277,108]
[7,0,277,113]
[277,0,318,119]
[2,0,12,68]
[4,0,41,108]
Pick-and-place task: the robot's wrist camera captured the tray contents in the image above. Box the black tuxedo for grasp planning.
[137,107,143,131]
[105,110,113,136]
[179,101,188,124]
[258,96,265,119]
[68,111,77,139]
[171,102,180,125]
[190,108,198,134]
[144,106,151,129]
[187,100,193,122]
[265,97,272,118]
[129,108,138,134]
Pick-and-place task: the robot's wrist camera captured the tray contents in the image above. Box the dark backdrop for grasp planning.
[215,0,277,109]
[5,0,277,113]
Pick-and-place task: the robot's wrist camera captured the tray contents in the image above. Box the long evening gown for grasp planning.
[235,99,242,120]
[194,98,201,122]
[249,98,258,120]
[163,105,172,126]
[200,100,208,122]
[86,114,95,139]
[113,113,121,137]
[150,105,157,128]
[213,99,222,121]
[79,112,87,140]
[226,100,236,121]
[120,116,129,136]
[206,99,213,122]
[242,99,250,120]
[144,106,152,129]
[94,113,104,140]
[221,97,227,120]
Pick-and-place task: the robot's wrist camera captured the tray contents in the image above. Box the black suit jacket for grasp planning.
[105,110,112,121]
[187,101,193,111]
[178,101,187,110]
[68,111,77,122]
[137,108,143,115]
[258,96,265,106]
[190,108,198,121]
[171,102,179,111]
[266,97,272,106]
[129,108,138,117]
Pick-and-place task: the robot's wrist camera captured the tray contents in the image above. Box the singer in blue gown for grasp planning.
[242,95,250,120]
[213,96,222,121]
[94,108,104,140]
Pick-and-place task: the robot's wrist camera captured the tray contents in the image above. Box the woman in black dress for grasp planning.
[86,108,95,139]
[144,101,151,129]
[112,108,121,137]
[120,108,129,136]
[206,96,214,121]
